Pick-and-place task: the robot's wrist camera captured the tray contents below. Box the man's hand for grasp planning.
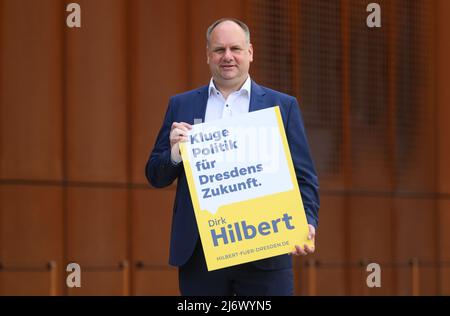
[290,224,316,256]
[170,122,192,163]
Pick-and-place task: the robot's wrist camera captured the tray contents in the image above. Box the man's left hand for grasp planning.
[290,224,316,256]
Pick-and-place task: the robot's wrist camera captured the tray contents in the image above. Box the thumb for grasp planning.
[307,225,315,240]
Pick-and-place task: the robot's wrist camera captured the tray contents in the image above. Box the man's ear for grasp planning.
[206,46,210,64]
[249,43,254,62]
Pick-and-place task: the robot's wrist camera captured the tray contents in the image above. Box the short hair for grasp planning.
[206,18,251,47]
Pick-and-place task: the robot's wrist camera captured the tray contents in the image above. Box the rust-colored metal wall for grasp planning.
[435,0,450,296]
[0,0,449,295]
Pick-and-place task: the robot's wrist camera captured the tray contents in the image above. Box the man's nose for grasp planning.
[223,48,233,61]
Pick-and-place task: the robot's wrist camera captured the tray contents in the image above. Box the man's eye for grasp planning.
[215,49,225,53]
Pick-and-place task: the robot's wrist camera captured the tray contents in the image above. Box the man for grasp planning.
[146,18,319,296]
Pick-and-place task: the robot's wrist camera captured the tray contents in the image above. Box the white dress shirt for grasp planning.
[204,76,252,122]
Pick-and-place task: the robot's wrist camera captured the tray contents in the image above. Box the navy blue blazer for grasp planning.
[146,81,319,270]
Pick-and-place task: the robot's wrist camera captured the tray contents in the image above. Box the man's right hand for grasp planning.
[170,122,192,163]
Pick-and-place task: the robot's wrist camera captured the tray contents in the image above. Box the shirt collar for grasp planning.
[208,76,251,97]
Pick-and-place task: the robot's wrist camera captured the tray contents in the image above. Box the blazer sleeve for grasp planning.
[145,97,183,188]
[285,97,320,229]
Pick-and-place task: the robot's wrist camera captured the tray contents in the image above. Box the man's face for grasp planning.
[206,21,253,87]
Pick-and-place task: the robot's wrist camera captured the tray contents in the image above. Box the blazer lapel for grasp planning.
[194,85,209,124]
[249,81,267,112]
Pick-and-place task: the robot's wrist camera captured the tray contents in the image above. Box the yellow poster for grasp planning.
[180,106,312,271]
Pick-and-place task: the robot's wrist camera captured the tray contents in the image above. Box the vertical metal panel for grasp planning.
[435,0,450,194]
[66,187,127,266]
[0,272,54,295]
[297,0,345,190]
[0,185,63,295]
[314,196,347,295]
[435,0,450,295]
[134,270,179,295]
[67,271,125,296]
[130,0,189,184]
[394,0,435,193]
[132,189,174,265]
[394,198,438,295]
[349,0,391,192]
[438,200,450,295]
[0,0,63,180]
[340,0,352,295]
[65,0,128,183]
[348,197,394,295]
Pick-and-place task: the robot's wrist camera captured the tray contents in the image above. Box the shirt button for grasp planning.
[226,104,229,107]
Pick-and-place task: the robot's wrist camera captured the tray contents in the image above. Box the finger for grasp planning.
[295,245,307,256]
[179,136,188,143]
[172,127,189,136]
[172,122,192,131]
[308,225,316,240]
[290,250,299,256]
[297,245,307,255]
[172,135,188,143]
[170,128,188,140]
[177,122,193,130]
[174,126,190,134]
[172,122,192,130]
[171,122,186,131]
[171,136,189,149]
[304,244,315,254]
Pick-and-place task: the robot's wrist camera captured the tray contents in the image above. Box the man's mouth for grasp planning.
[221,65,235,70]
